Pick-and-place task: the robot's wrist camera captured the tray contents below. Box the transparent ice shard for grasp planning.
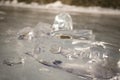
[56,41,108,61]
[33,22,51,38]
[33,37,63,55]
[17,22,51,40]
[3,57,24,66]
[52,13,73,31]
[17,27,34,40]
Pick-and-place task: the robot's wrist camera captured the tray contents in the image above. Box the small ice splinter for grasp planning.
[18,27,34,40]
[3,57,24,66]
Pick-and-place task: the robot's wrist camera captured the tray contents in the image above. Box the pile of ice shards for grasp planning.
[16,13,120,79]
[17,13,108,61]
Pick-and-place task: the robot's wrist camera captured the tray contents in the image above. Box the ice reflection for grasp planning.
[7,13,120,79]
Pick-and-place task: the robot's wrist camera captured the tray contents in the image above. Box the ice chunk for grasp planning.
[3,57,24,66]
[17,27,34,40]
[52,13,73,31]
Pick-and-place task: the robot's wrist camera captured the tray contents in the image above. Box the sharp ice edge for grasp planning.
[72,40,108,49]
[0,1,120,15]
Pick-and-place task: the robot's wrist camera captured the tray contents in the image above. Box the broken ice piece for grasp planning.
[17,27,34,40]
[33,22,51,37]
[52,13,73,31]
[24,52,38,59]
[3,57,24,66]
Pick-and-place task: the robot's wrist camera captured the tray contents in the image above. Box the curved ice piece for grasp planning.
[52,13,73,31]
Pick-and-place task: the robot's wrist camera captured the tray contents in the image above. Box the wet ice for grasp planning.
[12,13,120,79]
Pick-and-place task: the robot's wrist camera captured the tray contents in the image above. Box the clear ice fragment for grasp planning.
[3,57,24,66]
[52,13,73,31]
[33,22,51,38]
[17,27,34,40]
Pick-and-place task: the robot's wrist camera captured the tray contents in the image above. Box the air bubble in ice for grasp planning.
[51,30,95,40]
[52,13,73,31]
